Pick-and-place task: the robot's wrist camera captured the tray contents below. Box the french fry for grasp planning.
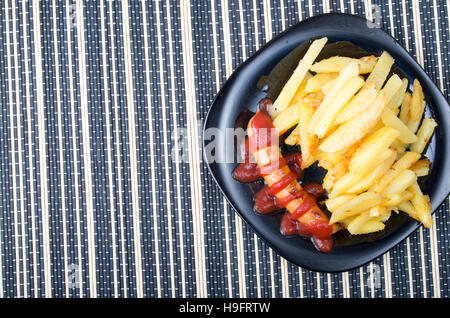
[409,79,425,122]
[330,148,394,197]
[325,194,357,212]
[382,74,403,105]
[391,139,406,157]
[305,73,338,93]
[397,201,419,220]
[329,192,383,224]
[284,129,299,145]
[365,51,395,90]
[310,55,378,74]
[334,82,378,125]
[347,211,372,234]
[312,75,364,138]
[307,62,360,136]
[289,72,313,106]
[346,149,396,194]
[369,205,387,217]
[410,118,437,153]
[410,158,431,177]
[319,91,386,153]
[388,78,408,113]
[352,220,386,234]
[270,38,328,117]
[369,151,421,193]
[399,92,412,124]
[381,107,418,143]
[272,101,302,135]
[383,169,417,195]
[298,101,318,168]
[348,126,399,176]
[384,190,414,206]
[409,181,433,228]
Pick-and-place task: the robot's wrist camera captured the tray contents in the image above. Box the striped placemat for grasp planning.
[0,0,448,298]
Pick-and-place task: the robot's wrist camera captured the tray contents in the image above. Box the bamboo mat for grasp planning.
[0,0,448,297]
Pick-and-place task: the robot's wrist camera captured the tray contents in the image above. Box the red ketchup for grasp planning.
[232,98,334,253]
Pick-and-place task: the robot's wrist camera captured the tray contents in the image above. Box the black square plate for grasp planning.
[203,13,450,272]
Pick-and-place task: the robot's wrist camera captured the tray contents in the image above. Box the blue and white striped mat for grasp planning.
[0,0,448,298]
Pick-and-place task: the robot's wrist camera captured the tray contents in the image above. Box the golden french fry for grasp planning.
[348,126,399,176]
[369,205,387,217]
[334,82,378,125]
[272,101,302,135]
[331,148,393,196]
[382,74,403,105]
[409,79,425,122]
[305,72,338,93]
[270,38,328,117]
[397,201,419,220]
[383,169,417,195]
[391,139,406,157]
[369,151,421,193]
[308,62,360,135]
[347,211,372,234]
[399,92,412,124]
[388,78,409,113]
[381,107,418,144]
[351,220,386,234]
[365,51,395,90]
[312,76,364,138]
[410,158,431,177]
[310,56,378,74]
[329,192,383,224]
[289,72,313,106]
[346,149,396,194]
[298,100,318,168]
[325,194,358,212]
[410,118,437,154]
[384,191,414,206]
[284,129,299,145]
[409,181,433,228]
[319,91,386,153]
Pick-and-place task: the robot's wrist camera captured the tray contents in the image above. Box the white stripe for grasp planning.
[164,0,187,298]
[429,0,443,298]
[219,1,241,297]
[140,0,162,298]
[400,0,415,297]
[211,0,234,298]
[180,0,208,298]
[65,0,84,297]
[5,1,22,297]
[51,0,69,298]
[120,0,144,297]
[250,0,262,298]
[412,0,434,297]
[295,0,306,299]
[234,0,249,298]
[359,267,365,297]
[99,0,119,298]
[350,0,355,14]
[12,0,28,297]
[383,0,396,298]
[75,0,97,297]
[21,0,37,297]
[277,0,290,298]
[32,0,52,297]
[107,0,128,297]
[262,0,277,298]
[154,0,176,297]
[308,0,313,16]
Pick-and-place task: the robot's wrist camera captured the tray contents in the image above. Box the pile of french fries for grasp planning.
[270,37,436,235]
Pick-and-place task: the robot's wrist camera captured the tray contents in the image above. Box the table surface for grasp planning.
[0,0,449,298]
